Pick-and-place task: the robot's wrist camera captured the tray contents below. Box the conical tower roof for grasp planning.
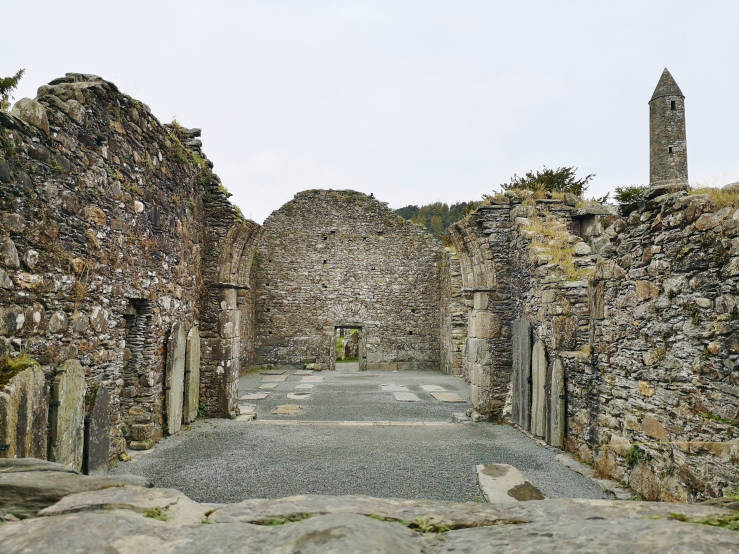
[650,68,684,101]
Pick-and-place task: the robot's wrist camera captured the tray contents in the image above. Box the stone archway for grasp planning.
[200,220,263,418]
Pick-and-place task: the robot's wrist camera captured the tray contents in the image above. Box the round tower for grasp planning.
[649,68,688,186]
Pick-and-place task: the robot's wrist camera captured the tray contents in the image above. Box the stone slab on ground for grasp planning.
[165,321,186,436]
[271,404,302,415]
[381,383,408,392]
[84,386,110,475]
[451,412,472,423]
[394,392,421,402]
[420,385,445,392]
[294,370,313,375]
[287,393,311,401]
[301,376,323,383]
[259,383,279,390]
[476,463,545,503]
[430,392,465,403]
[260,370,286,375]
[49,359,87,471]
[240,393,270,400]
[2,467,737,553]
[39,484,207,526]
[0,459,150,518]
[295,383,314,390]
[261,375,287,383]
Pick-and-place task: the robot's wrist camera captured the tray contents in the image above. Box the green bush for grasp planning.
[499,166,594,196]
[614,185,648,205]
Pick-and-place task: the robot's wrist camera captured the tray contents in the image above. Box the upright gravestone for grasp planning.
[183,325,200,424]
[0,363,48,459]
[549,358,565,448]
[511,319,532,430]
[49,359,87,471]
[165,321,186,435]
[531,340,547,438]
[84,386,110,474]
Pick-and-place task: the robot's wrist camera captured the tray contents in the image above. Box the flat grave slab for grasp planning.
[271,404,302,415]
[301,376,323,383]
[259,370,286,375]
[431,392,465,403]
[262,375,288,383]
[287,393,311,401]
[420,385,445,392]
[294,370,313,375]
[393,392,420,402]
[240,393,270,400]
[259,383,279,390]
[295,384,315,390]
[381,384,408,392]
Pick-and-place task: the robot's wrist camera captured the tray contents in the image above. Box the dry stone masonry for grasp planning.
[255,190,441,370]
[0,73,259,467]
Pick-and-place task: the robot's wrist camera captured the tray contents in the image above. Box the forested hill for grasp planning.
[394,201,479,239]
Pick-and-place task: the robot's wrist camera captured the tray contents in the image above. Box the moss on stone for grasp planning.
[0,353,40,389]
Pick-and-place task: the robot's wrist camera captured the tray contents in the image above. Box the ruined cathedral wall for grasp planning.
[439,248,467,377]
[0,73,250,460]
[585,190,738,501]
[448,205,514,416]
[255,190,441,369]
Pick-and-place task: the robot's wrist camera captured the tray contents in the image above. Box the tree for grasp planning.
[0,69,25,111]
[499,166,594,196]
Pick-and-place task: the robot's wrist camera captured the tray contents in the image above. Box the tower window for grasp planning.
[668,146,673,154]
[670,100,676,111]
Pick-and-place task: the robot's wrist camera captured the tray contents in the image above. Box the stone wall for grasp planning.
[255,190,441,370]
[447,205,513,416]
[441,187,738,501]
[584,187,738,501]
[0,73,256,462]
[439,248,466,377]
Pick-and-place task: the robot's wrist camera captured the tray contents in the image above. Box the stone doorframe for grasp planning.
[328,322,367,371]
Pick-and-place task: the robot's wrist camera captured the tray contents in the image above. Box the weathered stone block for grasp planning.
[84,386,110,475]
[511,319,531,431]
[165,322,186,435]
[531,340,547,438]
[183,325,201,424]
[548,358,565,448]
[49,359,87,471]
[0,363,48,459]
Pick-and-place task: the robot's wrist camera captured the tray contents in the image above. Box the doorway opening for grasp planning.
[330,325,366,371]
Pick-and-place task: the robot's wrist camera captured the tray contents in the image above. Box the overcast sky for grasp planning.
[4,1,737,223]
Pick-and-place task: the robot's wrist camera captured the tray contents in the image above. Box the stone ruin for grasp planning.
[0,70,736,505]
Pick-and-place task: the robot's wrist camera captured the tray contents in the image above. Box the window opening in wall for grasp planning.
[668,146,673,153]
[670,100,676,110]
[334,326,361,372]
[408,331,413,335]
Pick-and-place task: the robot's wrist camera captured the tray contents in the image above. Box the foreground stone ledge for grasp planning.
[0,458,737,553]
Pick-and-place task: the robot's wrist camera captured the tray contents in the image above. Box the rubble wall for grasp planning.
[255,190,441,370]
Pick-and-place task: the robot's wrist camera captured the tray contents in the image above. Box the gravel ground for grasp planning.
[112,368,606,503]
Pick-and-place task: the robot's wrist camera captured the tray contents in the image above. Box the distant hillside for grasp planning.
[395,201,479,239]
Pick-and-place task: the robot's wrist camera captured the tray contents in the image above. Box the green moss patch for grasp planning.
[0,353,40,389]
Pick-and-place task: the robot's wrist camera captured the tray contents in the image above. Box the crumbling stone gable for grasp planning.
[0,73,256,460]
[255,190,441,370]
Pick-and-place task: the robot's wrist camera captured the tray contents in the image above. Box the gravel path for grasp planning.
[112,369,607,504]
